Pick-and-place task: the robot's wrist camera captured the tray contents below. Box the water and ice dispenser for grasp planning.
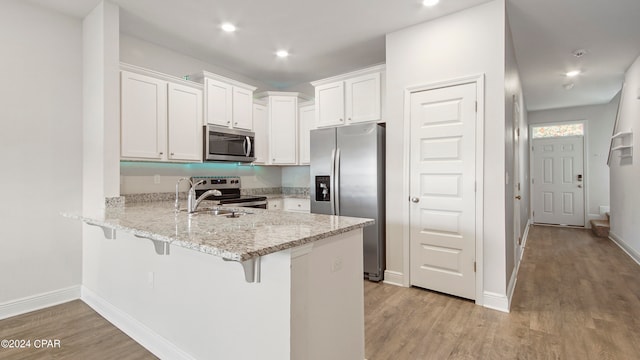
[315,176,330,201]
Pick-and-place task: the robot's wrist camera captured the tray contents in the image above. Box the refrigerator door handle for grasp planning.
[329,148,336,215]
[335,148,341,216]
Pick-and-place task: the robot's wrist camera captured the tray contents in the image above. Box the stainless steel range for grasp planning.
[190,176,267,209]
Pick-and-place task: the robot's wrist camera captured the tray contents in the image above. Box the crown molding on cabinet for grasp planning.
[119,62,203,90]
[310,64,386,87]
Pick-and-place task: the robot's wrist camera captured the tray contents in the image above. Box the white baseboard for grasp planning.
[383,270,406,287]
[521,219,531,249]
[609,231,640,266]
[482,291,509,313]
[0,285,81,320]
[506,266,518,312]
[81,286,196,360]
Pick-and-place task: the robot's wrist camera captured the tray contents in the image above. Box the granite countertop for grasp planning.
[64,201,372,262]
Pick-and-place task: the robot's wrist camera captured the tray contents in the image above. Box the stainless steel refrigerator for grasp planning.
[310,123,385,281]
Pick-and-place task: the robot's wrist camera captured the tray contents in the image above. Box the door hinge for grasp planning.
[473,261,477,273]
[516,128,520,137]
[533,211,535,217]
[474,181,477,192]
[517,182,521,191]
[475,101,478,112]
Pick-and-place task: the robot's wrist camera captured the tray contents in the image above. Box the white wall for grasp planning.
[120,34,272,92]
[385,0,508,299]
[282,166,310,188]
[528,101,618,221]
[119,163,283,194]
[504,13,526,289]
[0,0,82,306]
[609,54,640,262]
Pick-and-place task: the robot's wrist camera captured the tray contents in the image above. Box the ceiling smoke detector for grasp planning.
[572,49,588,58]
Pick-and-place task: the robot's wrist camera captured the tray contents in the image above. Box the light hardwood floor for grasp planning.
[365,225,640,359]
[0,300,156,359]
[1,225,639,359]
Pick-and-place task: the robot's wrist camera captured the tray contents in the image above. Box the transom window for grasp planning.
[531,123,584,138]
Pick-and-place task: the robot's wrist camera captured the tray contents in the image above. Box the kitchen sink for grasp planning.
[183,208,251,217]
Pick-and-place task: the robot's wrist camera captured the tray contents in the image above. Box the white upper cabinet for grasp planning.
[315,82,344,127]
[311,65,384,128]
[167,83,203,161]
[299,103,315,165]
[232,87,254,130]
[345,72,380,124]
[252,102,268,164]
[121,70,167,160]
[269,95,298,165]
[120,65,203,163]
[195,71,256,131]
[204,78,232,127]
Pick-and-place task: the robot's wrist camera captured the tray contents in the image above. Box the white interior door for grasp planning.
[409,82,477,300]
[532,136,585,226]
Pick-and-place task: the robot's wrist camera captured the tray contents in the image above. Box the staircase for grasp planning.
[590,213,610,238]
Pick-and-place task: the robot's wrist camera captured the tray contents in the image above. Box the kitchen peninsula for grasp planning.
[66,201,372,360]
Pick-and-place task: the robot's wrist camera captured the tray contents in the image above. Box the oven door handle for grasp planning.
[245,136,252,157]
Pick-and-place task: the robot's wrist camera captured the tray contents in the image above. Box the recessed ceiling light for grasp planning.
[566,70,581,77]
[423,0,440,6]
[572,49,588,58]
[221,23,236,33]
[276,50,289,58]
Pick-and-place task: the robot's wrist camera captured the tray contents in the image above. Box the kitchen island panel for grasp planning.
[81,224,365,360]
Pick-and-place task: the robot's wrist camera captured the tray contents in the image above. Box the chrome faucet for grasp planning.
[189,188,222,213]
[175,178,222,213]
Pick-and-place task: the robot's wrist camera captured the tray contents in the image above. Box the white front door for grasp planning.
[409,82,477,300]
[532,136,585,226]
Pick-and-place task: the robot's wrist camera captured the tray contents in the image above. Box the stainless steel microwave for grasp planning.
[203,125,256,162]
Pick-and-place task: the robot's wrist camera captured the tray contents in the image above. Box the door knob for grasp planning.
[515,195,521,200]
[410,197,420,203]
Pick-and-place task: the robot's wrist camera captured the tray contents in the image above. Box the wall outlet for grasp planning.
[153,175,161,184]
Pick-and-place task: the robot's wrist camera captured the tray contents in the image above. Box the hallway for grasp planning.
[365,225,640,359]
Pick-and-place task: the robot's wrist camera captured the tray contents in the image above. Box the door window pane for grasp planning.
[532,124,584,138]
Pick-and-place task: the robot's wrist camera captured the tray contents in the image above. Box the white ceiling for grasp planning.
[26,0,640,111]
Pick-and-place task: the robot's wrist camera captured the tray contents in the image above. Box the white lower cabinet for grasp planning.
[268,198,283,210]
[121,67,203,162]
[284,198,310,213]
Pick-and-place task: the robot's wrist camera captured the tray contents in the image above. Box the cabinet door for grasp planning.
[315,82,345,128]
[268,198,283,210]
[299,105,314,165]
[121,71,167,160]
[253,103,268,164]
[284,198,311,213]
[232,87,253,130]
[205,78,232,127]
[168,83,202,162]
[345,72,380,124]
[269,96,298,164]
